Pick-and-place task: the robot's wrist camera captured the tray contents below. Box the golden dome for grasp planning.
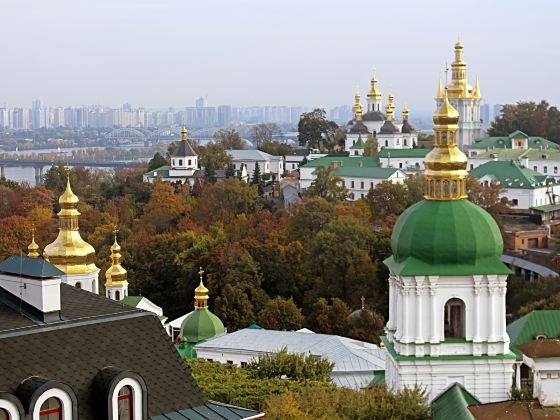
[366,71,382,100]
[27,228,40,258]
[43,177,98,275]
[352,91,364,121]
[385,94,395,122]
[402,105,409,121]
[425,90,468,200]
[105,230,127,287]
[194,267,209,310]
[181,126,187,141]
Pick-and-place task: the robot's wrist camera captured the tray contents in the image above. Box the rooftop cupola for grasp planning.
[28,227,40,258]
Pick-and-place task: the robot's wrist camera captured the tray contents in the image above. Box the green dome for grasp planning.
[384,200,511,276]
[180,309,225,344]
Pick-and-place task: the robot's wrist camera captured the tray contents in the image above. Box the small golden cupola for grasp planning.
[352,91,364,121]
[104,229,128,301]
[447,41,472,99]
[424,89,468,200]
[43,175,99,292]
[27,227,40,258]
[194,267,209,310]
[366,72,382,102]
[385,94,395,121]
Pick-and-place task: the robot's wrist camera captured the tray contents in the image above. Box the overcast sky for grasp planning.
[1,0,558,113]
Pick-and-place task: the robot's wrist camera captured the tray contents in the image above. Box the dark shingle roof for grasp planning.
[348,121,370,134]
[379,120,400,134]
[401,120,416,133]
[0,297,207,418]
[0,256,64,278]
[362,111,385,122]
[172,140,197,157]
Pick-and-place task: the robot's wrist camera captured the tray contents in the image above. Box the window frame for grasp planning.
[39,397,62,420]
[31,386,75,420]
[111,377,144,420]
[0,392,24,420]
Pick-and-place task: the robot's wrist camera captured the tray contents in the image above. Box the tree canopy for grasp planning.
[297,108,338,150]
[306,165,348,202]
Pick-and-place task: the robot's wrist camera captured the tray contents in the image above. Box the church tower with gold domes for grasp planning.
[43,177,100,293]
[436,41,482,148]
[382,89,514,404]
[104,229,128,301]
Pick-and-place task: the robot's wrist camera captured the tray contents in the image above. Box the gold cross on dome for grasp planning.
[361,296,365,310]
[113,225,119,241]
[198,267,204,282]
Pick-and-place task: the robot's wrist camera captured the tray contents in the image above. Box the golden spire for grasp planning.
[472,76,481,99]
[366,68,382,100]
[436,79,444,99]
[43,172,98,274]
[424,89,468,200]
[402,105,409,121]
[385,94,395,122]
[194,267,209,310]
[181,126,187,141]
[447,41,470,99]
[27,226,40,258]
[361,296,365,311]
[105,227,128,287]
[353,90,364,121]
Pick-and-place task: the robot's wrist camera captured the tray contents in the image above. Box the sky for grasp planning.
[1,0,559,114]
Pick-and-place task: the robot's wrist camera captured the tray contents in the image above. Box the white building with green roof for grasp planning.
[469,160,560,210]
[378,148,430,173]
[468,131,560,157]
[299,156,405,200]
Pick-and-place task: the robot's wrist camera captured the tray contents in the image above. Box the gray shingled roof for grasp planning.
[362,111,385,122]
[348,121,370,135]
[379,120,400,134]
[172,140,197,157]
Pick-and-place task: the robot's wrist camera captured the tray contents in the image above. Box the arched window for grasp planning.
[39,397,62,420]
[385,140,388,147]
[115,290,121,301]
[117,386,133,420]
[444,298,465,338]
[75,282,81,289]
[404,139,407,146]
[0,409,8,420]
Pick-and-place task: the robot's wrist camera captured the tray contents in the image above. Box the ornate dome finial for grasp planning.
[195,267,209,310]
[27,225,40,258]
[181,126,187,141]
[105,226,127,287]
[353,90,363,122]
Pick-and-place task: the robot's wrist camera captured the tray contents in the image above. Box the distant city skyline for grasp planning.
[1,0,558,112]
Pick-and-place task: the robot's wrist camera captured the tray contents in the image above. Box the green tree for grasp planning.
[258,297,304,331]
[259,140,294,156]
[43,163,76,199]
[306,297,351,335]
[363,134,379,157]
[214,284,256,331]
[366,181,409,221]
[306,166,348,202]
[199,142,232,182]
[214,128,246,149]
[288,197,336,244]
[248,348,333,382]
[225,162,235,178]
[297,108,338,150]
[147,152,168,171]
[251,162,264,195]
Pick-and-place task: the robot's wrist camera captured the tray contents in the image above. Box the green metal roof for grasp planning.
[507,310,560,360]
[302,156,380,168]
[432,383,480,420]
[472,148,560,161]
[150,401,263,420]
[349,136,366,149]
[369,370,385,386]
[379,148,430,158]
[143,165,171,177]
[181,308,225,344]
[468,131,559,151]
[469,160,557,189]
[531,203,560,212]
[121,296,144,307]
[0,256,64,279]
[385,200,512,276]
[334,166,399,179]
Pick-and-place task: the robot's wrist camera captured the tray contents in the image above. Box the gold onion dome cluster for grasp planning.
[43,178,98,274]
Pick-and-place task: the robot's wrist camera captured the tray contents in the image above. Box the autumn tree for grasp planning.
[297,108,338,150]
[288,197,336,244]
[366,181,409,221]
[363,134,379,157]
[248,348,333,381]
[306,298,351,335]
[258,297,304,331]
[250,123,281,149]
[345,307,385,344]
[467,175,509,227]
[489,100,560,142]
[214,128,246,149]
[258,140,294,156]
[214,284,256,331]
[306,166,348,202]
[141,181,190,232]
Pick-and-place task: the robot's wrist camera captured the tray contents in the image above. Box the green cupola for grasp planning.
[179,268,225,356]
[384,90,511,277]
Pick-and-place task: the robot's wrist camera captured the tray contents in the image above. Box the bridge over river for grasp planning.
[0,158,145,185]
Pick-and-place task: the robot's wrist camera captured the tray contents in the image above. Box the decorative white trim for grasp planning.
[0,399,20,420]
[111,377,143,420]
[32,388,73,420]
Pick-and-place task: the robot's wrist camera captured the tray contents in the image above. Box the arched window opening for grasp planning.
[115,290,121,301]
[444,298,465,338]
[39,397,62,420]
[118,386,133,420]
[75,282,81,289]
[385,140,388,147]
[0,408,8,420]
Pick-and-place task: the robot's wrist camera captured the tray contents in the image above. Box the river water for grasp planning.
[1,143,151,185]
